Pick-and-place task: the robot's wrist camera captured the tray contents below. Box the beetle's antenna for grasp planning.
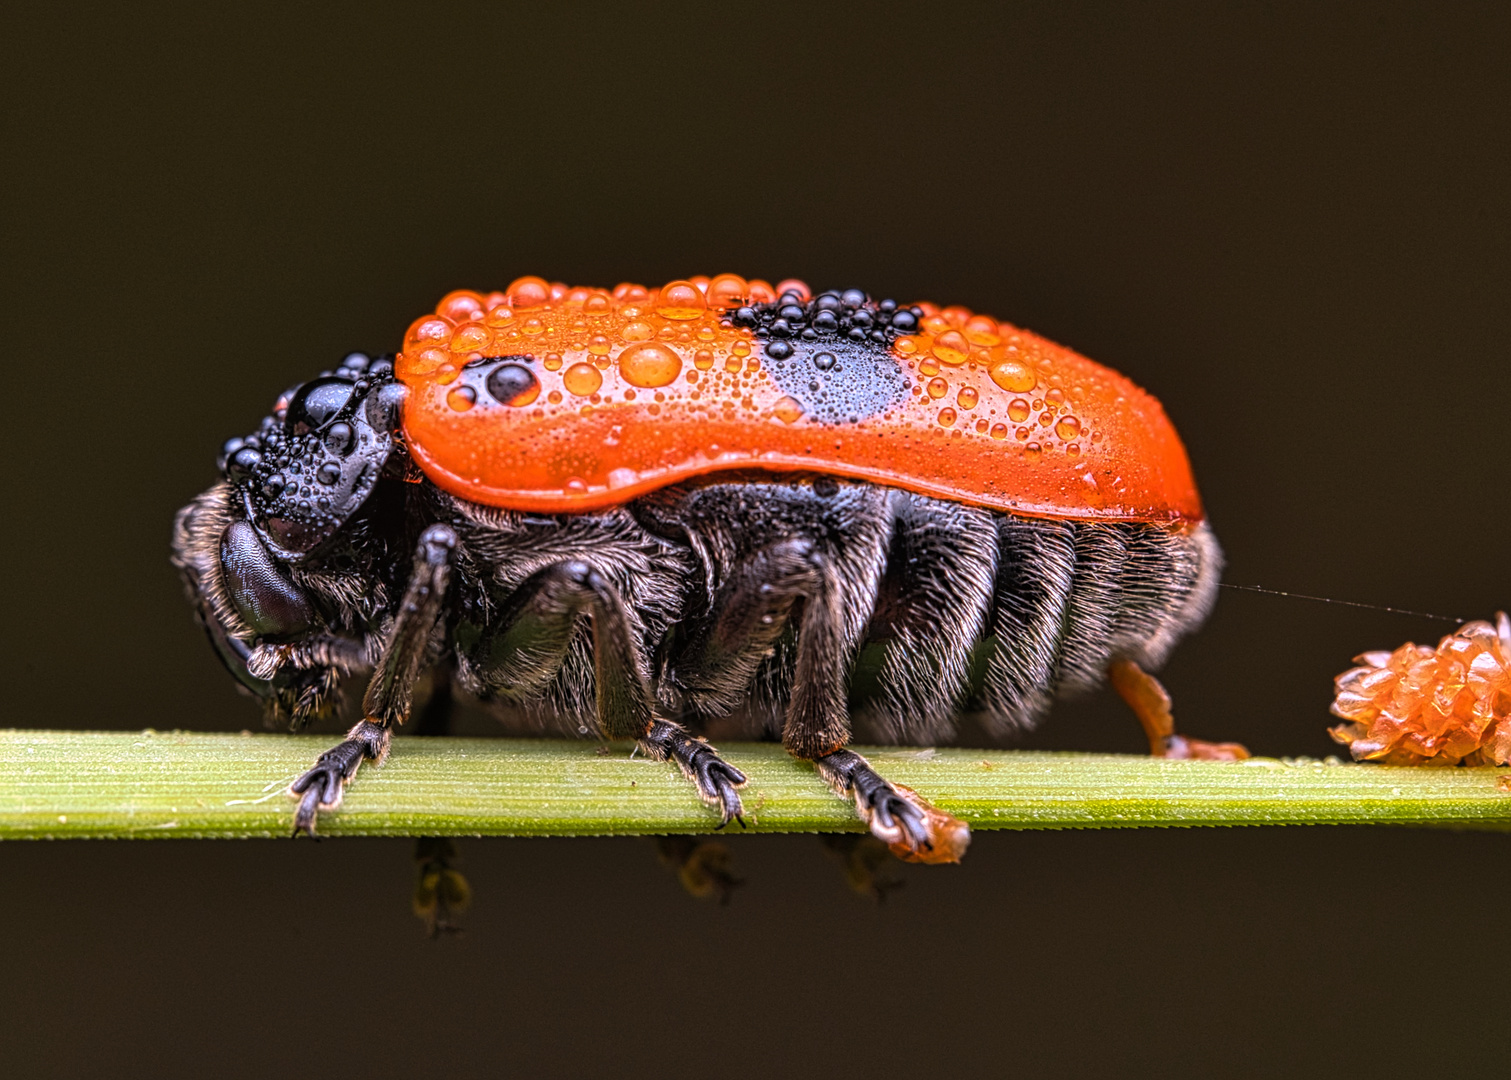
[1219,583,1465,624]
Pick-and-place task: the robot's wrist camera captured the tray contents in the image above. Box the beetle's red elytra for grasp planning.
[172,275,1245,860]
[398,276,1203,521]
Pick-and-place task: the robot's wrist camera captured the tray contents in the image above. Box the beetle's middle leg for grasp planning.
[289,524,456,835]
[464,560,746,825]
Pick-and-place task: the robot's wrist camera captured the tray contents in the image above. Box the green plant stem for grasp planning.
[2,729,1507,839]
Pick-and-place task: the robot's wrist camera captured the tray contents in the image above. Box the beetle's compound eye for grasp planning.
[287,377,356,433]
[484,362,540,407]
[219,519,314,640]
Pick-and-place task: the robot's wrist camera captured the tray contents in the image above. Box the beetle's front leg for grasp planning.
[289,524,456,835]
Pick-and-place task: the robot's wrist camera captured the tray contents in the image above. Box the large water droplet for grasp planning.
[932,329,970,365]
[989,359,1036,393]
[618,342,682,388]
[486,363,540,407]
[927,377,948,399]
[507,276,551,308]
[937,407,957,427]
[773,396,804,424]
[1008,398,1030,422]
[449,324,491,353]
[438,290,485,323]
[656,280,707,320]
[963,315,1001,347]
[706,274,748,310]
[1056,415,1081,441]
[562,362,603,397]
[957,386,978,409]
[446,386,476,412]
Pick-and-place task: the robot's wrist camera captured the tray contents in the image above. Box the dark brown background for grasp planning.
[3,3,1507,1077]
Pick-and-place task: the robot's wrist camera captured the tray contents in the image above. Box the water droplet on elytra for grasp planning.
[773,396,804,424]
[562,362,603,397]
[656,280,707,320]
[618,342,682,388]
[932,329,970,365]
[990,360,1036,393]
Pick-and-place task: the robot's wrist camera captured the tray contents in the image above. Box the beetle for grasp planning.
[172,274,1246,860]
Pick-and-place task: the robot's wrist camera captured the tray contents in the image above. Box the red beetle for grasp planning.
[172,275,1245,859]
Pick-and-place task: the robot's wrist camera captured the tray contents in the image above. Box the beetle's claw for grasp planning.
[287,720,389,837]
[700,758,747,829]
[856,782,970,865]
[1160,734,1251,761]
[641,720,747,827]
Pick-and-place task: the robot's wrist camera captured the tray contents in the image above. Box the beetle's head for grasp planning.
[172,352,405,724]
[219,352,405,562]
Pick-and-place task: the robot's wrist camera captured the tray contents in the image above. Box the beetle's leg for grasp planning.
[244,633,371,728]
[820,833,904,902]
[781,549,968,862]
[856,495,998,744]
[811,748,971,864]
[670,538,820,716]
[1109,658,1249,760]
[413,837,470,937]
[467,560,746,825]
[289,524,456,835]
[671,537,969,861]
[655,836,742,904]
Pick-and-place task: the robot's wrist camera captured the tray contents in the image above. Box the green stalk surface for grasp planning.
[2,730,1507,839]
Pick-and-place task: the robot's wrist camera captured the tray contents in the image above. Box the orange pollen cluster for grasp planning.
[1329,613,1511,767]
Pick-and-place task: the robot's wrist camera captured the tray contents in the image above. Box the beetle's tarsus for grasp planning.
[815,748,971,864]
[288,719,390,836]
[640,720,747,826]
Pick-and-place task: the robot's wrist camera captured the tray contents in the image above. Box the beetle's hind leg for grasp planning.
[289,524,456,835]
[663,487,969,862]
[1109,658,1249,761]
[812,748,970,864]
[463,559,746,825]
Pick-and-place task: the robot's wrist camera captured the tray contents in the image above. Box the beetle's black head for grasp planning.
[219,352,405,562]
